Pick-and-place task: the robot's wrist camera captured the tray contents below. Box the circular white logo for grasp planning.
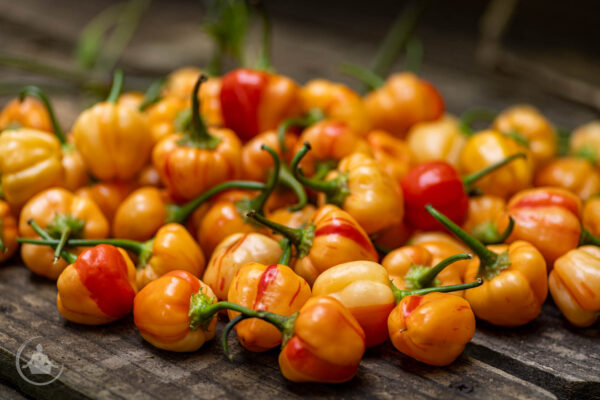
[16,336,64,386]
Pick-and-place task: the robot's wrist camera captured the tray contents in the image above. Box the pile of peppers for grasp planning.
[2,54,600,385]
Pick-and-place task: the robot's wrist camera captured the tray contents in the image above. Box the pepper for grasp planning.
[203,232,283,300]
[369,219,413,254]
[75,181,138,225]
[549,246,600,327]
[0,201,18,263]
[0,129,63,208]
[188,291,366,383]
[365,130,412,182]
[534,157,600,200]
[247,205,378,285]
[299,79,370,136]
[241,129,298,181]
[153,74,243,201]
[364,72,444,138]
[0,96,52,132]
[220,68,301,142]
[292,120,370,177]
[400,153,524,230]
[117,92,144,110]
[406,115,465,168]
[496,187,583,267]
[227,261,311,352]
[134,270,218,351]
[427,204,548,327]
[292,144,404,234]
[18,188,109,279]
[73,70,153,181]
[583,196,600,237]
[569,121,600,167]
[463,195,508,244]
[459,130,533,198]
[162,66,204,99]
[145,95,189,144]
[493,105,557,169]
[20,86,89,191]
[267,204,317,236]
[136,165,162,188]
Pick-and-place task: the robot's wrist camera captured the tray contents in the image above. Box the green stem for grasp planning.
[339,63,385,91]
[472,217,515,245]
[462,153,527,191]
[26,220,78,264]
[414,253,472,289]
[19,86,69,145]
[290,142,349,206]
[53,226,71,264]
[254,0,272,71]
[277,108,325,154]
[278,164,308,212]
[425,204,502,277]
[238,145,279,215]
[278,239,292,266]
[404,37,423,74]
[391,278,483,304]
[178,74,221,149]
[221,314,247,361]
[138,77,166,111]
[165,180,265,224]
[246,211,315,258]
[459,108,497,136]
[579,228,600,247]
[106,69,124,103]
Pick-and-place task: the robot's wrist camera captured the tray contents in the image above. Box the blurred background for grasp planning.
[1,0,598,128]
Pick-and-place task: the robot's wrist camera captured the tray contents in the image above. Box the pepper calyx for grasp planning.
[404,264,441,290]
[482,250,511,281]
[188,291,219,331]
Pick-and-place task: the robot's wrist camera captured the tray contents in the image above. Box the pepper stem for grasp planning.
[290,142,350,207]
[426,204,511,280]
[177,74,221,149]
[339,63,385,91]
[19,86,69,145]
[45,214,86,265]
[278,239,292,266]
[462,153,527,190]
[459,108,497,136]
[246,210,315,258]
[277,108,325,154]
[391,278,483,304]
[138,77,165,111]
[405,253,472,290]
[236,145,279,216]
[106,69,124,103]
[472,217,515,245]
[25,219,78,264]
[165,180,266,224]
[278,164,308,211]
[579,228,600,247]
[254,0,272,71]
[221,314,247,361]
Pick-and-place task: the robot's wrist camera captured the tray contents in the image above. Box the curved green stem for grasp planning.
[459,108,497,136]
[221,314,247,361]
[53,226,71,264]
[106,69,124,103]
[290,142,349,207]
[246,210,314,258]
[25,219,78,264]
[579,228,600,247]
[278,239,292,266]
[236,145,279,216]
[165,180,266,224]
[426,204,510,280]
[339,63,385,91]
[278,164,308,211]
[177,74,220,149]
[19,86,69,145]
[391,278,483,304]
[462,153,527,191]
[472,217,515,245]
[138,77,165,111]
[277,108,325,153]
[406,253,473,290]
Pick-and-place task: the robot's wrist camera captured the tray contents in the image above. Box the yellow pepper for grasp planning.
[406,114,465,168]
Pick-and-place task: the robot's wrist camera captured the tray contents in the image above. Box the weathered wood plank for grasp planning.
[0,264,562,400]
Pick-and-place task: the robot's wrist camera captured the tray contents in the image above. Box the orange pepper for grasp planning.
[267,205,317,236]
[203,232,283,300]
[241,130,298,181]
[54,245,137,325]
[145,95,189,144]
[364,72,444,138]
[463,195,508,244]
[0,201,18,263]
[117,91,144,109]
[569,121,600,167]
[534,157,600,200]
[153,75,242,202]
[549,246,600,327]
[227,262,311,351]
[248,205,378,285]
[409,231,469,252]
[459,130,533,198]
[0,96,52,132]
[300,79,370,135]
[583,196,600,237]
[73,71,153,181]
[428,205,548,327]
[162,67,203,98]
[493,105,557,169]
[292,145,403,234]
[365,129,412,182]
[75,181,137,226]
[497,187,582,267]
[19,188,109,279]
[406,115,465,168]
[388,292,476,366]
[136,165,162,188]
[369,219,413,253]
[134,270,217,351]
